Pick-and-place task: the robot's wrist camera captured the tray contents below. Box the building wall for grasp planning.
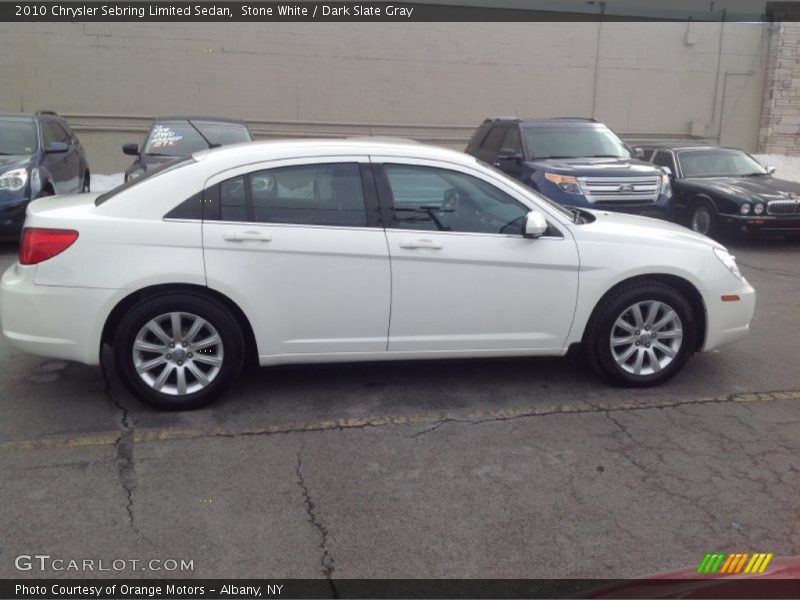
[0,21,768,173]
[758,18,800,155]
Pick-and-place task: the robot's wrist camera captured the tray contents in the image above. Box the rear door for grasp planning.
[202,156,392,360]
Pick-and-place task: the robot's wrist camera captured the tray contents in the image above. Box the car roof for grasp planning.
[154,116,249,125]
[192,138,475,171]
[639,143,743,152]
[484,117,601,127]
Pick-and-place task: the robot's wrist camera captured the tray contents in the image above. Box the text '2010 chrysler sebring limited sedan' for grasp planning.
[0,140,755,410]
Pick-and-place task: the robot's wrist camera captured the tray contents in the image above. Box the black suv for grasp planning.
[122,116,253,182]
[466,117,673,219]
[0,111,90,237]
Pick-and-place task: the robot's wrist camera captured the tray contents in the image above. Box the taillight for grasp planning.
[19,228,79,265]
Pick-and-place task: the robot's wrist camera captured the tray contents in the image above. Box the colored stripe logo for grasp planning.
[697,552,773,574]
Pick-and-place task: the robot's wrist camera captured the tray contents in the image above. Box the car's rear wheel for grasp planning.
[585,281,697,387]
[689,198,716,237]
[113,294,244,410]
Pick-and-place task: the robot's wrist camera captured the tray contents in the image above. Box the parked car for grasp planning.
[122,116,253,181]
[637,144,800,238]
[0,140,754,410]
[0,111,90,238]
[466,117,673,220]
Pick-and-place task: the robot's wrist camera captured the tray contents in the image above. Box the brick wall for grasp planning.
[758,17,800,155]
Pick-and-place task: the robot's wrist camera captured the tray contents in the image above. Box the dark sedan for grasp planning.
[637,144,800,238]
[122,116,253,181]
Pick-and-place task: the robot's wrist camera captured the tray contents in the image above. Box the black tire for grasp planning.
[113,293,244,410]
[37,186,54,199]
[687,198,717,237]
[82,171,90,193]
[584,280,697,387]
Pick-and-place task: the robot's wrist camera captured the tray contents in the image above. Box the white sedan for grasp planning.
[0,140,755,410]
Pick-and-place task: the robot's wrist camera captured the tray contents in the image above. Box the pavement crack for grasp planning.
[101,357,156,549]
[296,445,337,596]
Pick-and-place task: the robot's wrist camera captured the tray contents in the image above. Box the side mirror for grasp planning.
[766,165,776,175]
[122,143,140,156]
[523,210,548,238]
[660,166,673,177]
[633,147,645,159]
[498,147,522,161]
[44,141,68,154]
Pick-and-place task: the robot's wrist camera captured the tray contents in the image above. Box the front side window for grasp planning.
[522,125,632,160]
[383,164,529,235]
[0,119,37,155]
[501,127,523,155]
[216,163,367,227]
[678,150,767,178]
[652,151,676,173]
[42,122,69,145]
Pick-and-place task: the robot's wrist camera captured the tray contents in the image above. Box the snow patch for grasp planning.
[91,173,124,192]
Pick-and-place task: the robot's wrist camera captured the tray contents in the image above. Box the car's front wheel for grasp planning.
[585,281,697,387]
[688,198,716,237]
[113,294,244,410]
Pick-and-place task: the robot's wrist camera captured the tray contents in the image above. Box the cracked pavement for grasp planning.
[2,237,800,579]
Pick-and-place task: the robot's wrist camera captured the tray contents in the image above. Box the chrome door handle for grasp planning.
[398,238,443,250]
[223,231,272,242]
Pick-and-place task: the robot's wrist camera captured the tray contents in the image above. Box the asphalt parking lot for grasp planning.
[1,236,800,581]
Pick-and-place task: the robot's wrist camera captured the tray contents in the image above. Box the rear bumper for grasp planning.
[701,280,756,351]
[0,263,116,365]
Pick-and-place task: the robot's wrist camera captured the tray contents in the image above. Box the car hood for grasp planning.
[578,207,723,250]
[681,175,800,202]
[0,155,32,173]
[529,156,662,177]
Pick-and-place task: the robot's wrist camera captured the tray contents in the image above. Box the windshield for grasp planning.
[523,126,631,160]
[678,150,767,178]
[95,157,195,205]
[0,119,38,155]
[143,120,251,157]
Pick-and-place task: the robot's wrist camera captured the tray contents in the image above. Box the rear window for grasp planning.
[95,157,195,205]
[143,120,252,157]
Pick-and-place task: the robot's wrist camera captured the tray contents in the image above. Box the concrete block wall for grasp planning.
[0,21,769,173]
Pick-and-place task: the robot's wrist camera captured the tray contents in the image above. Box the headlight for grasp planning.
[0,168,29,192]
[753,202,765,215]
[544,172,582,194]
[740,202,751,215]
[660,174,672,199]
[713,247,743,280]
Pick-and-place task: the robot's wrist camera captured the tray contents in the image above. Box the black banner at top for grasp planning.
[2,1,799,22]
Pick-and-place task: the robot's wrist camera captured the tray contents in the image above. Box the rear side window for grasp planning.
[211,163,367,227]
[501,127,523,154]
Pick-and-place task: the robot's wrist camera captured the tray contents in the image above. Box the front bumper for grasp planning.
[0,195,30,235]
[701,279,756,351]
[719,213,800,234]
[0,262,117,365]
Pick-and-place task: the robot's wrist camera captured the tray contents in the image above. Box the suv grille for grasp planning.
[578,176,661,204]
[767,199,799,215]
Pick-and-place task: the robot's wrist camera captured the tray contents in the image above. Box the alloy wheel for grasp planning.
[132,312,224,396]
[609,300,683,376]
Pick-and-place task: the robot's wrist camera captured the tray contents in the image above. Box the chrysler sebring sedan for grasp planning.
[0,140,755,410]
